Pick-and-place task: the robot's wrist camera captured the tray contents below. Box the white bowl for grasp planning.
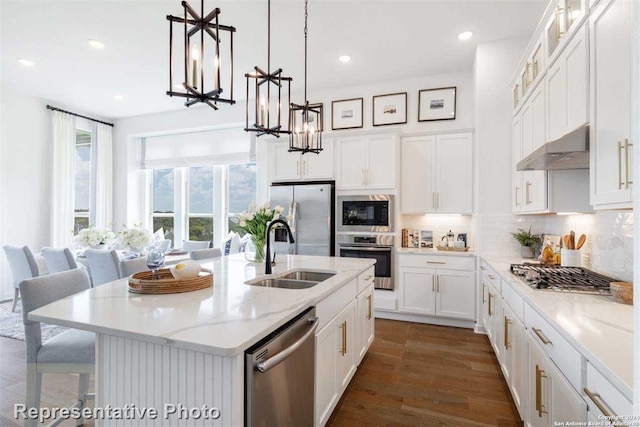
[169,260,201,279]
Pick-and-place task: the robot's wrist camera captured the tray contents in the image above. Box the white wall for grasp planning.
[112,71,474,231]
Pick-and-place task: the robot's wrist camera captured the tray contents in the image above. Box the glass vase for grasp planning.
[245,234,267,264]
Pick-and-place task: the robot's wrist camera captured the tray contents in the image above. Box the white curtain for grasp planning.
[50,111,76,248]
[93,122,113,228]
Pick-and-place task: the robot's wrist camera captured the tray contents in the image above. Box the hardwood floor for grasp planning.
[0,319,521,427]
[327,319,523,427]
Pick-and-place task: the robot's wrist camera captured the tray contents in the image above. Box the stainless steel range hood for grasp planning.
[517,124,589,171]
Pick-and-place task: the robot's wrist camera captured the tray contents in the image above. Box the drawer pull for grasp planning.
[426,261,446,265]
[364,275,374,281]
[504,316,512,350]
[535,365,548,417]
[488,274,496,280]
[366,294,372,320]
[532,327,552,345]
[584,388,616,421]
[480,266,486,271]
[488,293,493,317]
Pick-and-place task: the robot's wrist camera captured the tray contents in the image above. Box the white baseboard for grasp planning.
[374,310,476,329]
[474,324,487,335]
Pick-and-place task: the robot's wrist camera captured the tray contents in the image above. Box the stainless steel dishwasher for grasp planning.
[245,306,318,427]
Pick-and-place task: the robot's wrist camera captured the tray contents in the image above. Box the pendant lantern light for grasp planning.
[244,0,292,138]
[288,0,323,154]
[166,0,236,110]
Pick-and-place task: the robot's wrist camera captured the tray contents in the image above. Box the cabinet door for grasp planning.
[315,322,338,427]
[565,24,588,133]
[527,336,549,427]
[303,139,334,180]
[435,133,473,213]
[336,137,367,190]
[513,115,523,213]
[366,134,396,189]
[357,284,375,365]
[511,316,527,419]
[271,141,301,182]
[547,58,567,142]
[501,304,515,386]
[590,0,632,207]
[481,278,490,334]
[401,136,435,213]
[547,358,587,424]
[529,85,548,212]
[490,292,503,363]
[435,270,475,320]
[336,301,357,392]
[399,267,436,316]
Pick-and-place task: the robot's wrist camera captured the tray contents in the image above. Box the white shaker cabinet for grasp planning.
[513,115,523,213]
[435,270,476,320]
[398,267,436,316]
[356,283,375,365]
[336,133,397,190]
[401,133,473,214]
[590,0,633,208]
[501,303,527,417]
[269,139,334,182]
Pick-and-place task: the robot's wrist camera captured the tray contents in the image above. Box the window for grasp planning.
[148,162,255,247]
[187,166,214,241]
[152,168,175,242]
[74,129,92,232]
[227,162,257,236]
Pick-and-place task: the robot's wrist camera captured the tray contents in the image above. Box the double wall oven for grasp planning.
[337,195,394,290]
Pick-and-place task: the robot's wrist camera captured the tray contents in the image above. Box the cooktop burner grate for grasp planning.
[509,264,614,295]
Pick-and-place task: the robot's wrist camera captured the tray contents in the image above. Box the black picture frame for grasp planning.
[418,86,457,122]
[372,92,408,126]
[331,98,364,130]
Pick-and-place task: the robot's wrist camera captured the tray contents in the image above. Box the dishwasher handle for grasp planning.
[256,317,319,373]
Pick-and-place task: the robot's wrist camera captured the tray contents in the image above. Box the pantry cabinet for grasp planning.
[269,139,334,182]
[336,133,397,190]
[401,133,473,214]
[589,0,633,208]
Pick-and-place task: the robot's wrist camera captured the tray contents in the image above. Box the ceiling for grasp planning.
[0,0,546,119]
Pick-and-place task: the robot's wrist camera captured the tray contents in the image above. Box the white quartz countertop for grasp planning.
[396,247,476,256]
[29,254,375,357]
[482,256,633,400]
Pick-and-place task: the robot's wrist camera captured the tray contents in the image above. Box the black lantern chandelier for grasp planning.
[244,0,292,138]
[288,0,323,154]
[166,0,236,110]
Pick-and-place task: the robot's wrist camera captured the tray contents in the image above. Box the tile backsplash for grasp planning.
[477,211,633,282]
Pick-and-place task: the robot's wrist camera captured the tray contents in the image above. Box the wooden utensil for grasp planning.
[563,235,570,249]
[569,231,575,249]
[576,234,586,250]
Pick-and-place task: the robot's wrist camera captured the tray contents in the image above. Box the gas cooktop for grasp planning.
[510,264,614,295]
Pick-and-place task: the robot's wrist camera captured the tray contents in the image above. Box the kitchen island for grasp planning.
[28,254,376,426]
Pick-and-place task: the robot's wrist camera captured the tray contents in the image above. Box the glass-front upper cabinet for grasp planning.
[565,0,585,32]
[513,84,520,110]
[545,2,566,59]
[532,44,543,81]
[521,63,531,94]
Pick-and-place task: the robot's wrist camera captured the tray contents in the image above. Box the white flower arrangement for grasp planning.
[117,226,153,250]
[231,201,291,235]
[75,227,116,248]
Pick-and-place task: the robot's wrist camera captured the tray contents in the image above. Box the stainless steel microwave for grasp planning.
[337,195,394,232]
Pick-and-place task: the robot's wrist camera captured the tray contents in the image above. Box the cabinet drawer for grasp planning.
[524,303,582,391]
[316,279,357,330]
[585,362,632,418]
[398,254,476,271]
[501,280,524,322]
[357,267,375,293]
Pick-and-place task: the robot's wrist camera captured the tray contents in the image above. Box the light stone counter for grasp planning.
[483,256,633,401]
[29,254,375,357]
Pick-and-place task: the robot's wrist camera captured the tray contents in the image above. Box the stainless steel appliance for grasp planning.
[245,307,318,427]
[337,195,394,232]
[517,124,589,171]
[338,234,394,290]
[510,264,614,295]
[270,182,335,256]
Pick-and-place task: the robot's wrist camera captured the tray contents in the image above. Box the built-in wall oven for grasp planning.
[338,235,394,290]
[337,195,394,232]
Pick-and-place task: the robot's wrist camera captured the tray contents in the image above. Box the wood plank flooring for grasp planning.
[0,319,521,426]
[327,319,523,427]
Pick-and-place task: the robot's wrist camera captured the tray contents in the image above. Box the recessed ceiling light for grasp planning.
[88,39,105,49]
[338,55,351,63]
[458,31,473,41]
[17,58,35,67]
[113,94,124,101]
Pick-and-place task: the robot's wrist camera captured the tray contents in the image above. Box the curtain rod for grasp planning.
[46,105,114,127]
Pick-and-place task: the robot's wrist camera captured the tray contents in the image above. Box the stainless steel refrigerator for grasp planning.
[269,181,335,256]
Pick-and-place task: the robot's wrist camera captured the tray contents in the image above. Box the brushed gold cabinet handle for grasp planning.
[515,186,519,206]
[525,181,531,205]
[584,388,616,420]
[618,141,624,189]
[504,316,512,350]
[367,294,373,320]
[532,327,552,345]
[625,139,633,187]
[482,284,487,303]
[488,293,493,317]
[536,365,548,417]
[488,274,496,280]
[432,275,435,292]
[426,261,446,265]
[343,321,348,355]
[339,321,346,356]
[436,275,440,293]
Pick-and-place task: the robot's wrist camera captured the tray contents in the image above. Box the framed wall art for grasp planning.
[372,92,407,126]
[332,98,364,130]
[418,86,456,121]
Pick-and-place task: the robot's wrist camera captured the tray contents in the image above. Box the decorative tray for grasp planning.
[436,245,471,252]
[128,268,213,294]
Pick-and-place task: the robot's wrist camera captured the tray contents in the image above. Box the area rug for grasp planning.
[0,300,67,341]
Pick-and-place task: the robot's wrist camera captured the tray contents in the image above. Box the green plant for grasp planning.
[510,226,542,247]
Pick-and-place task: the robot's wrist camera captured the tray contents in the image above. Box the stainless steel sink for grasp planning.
[281,271,336,282]
[248,278,320,289]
